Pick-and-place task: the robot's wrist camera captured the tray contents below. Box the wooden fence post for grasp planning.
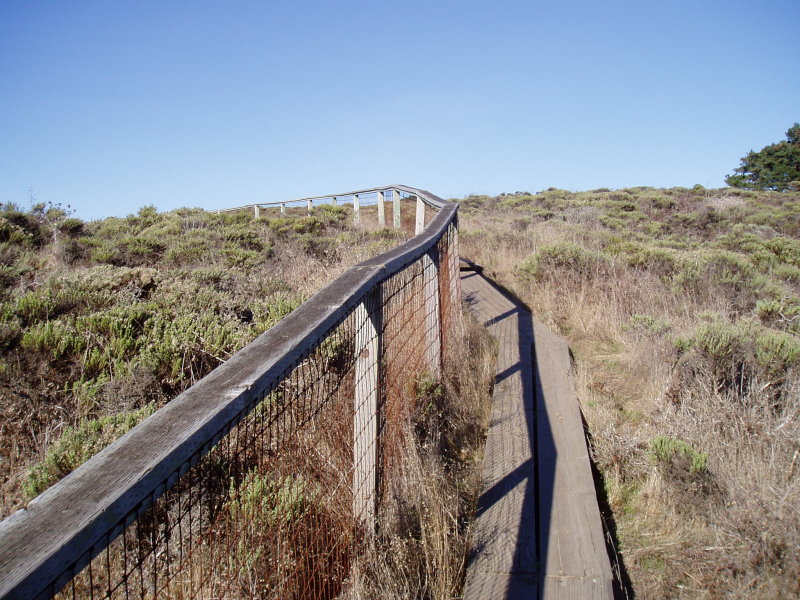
[353,289,381,534]
[377,190,385,227]
[354,194,360,225]
[393,189,401,229]
[423,249,442,376]
[448,219,463,334]
[415,196,425,235]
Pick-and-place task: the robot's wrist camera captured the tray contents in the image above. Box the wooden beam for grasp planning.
[423,249,441,376]
[377,190,385,227]
[353,289,381,533]
[415,196,425,235]
[393,189,401,229]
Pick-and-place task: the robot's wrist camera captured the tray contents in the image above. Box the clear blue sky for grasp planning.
[1,1,798,220]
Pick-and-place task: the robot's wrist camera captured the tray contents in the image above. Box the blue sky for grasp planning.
[1,1,798,220]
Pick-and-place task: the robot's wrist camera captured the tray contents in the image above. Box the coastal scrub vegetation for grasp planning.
[458,185,800,598]
[0,201,406,517]
[1,197,496,599]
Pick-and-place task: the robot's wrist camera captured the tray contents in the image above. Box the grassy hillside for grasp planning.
[0,199,496,599]
[458,186,800,599]
[0,202,406,516]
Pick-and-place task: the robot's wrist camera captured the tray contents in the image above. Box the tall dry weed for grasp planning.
[343,315,495,600]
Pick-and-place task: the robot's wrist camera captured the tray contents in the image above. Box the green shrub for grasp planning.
[24,404,156,498]
[628,314,670,334]
[773,263,800,283]
[755,298,800,332]
[227,472,315,525]
[0,319,22,350]
[89,243,119,264]
[692,318,800,387]
[220,244,264,270]
[599,216,626,230]
[623,245,678,278]
[222,225,265,250]
[0,209,45,247]
[313,203,349,226]
[519,242,608,280]
[122,235,167,264]
[58,217,85,237]
[703,250,754,285]
[765,236,800,267]
[650,195,677,210]
[20,319,83,358]
[670,258,704,291]
[648,435,708,475]
[162,228,216,265]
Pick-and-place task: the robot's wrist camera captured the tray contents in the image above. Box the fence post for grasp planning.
[307,198,313,214]
[423,249,442,377]
[354,194,360,225]
[449,218,463,334]
[280,203,286,215]
[415,196,425,235]
[254,205,260,219]
[393,189,401,229]
[377,190,385,227]
[332,196,338,206]
[353,288,381,534]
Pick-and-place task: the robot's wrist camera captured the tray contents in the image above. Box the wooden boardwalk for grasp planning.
[461,267,613,599]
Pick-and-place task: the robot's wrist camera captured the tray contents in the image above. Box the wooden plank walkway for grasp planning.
[461,267,613,599]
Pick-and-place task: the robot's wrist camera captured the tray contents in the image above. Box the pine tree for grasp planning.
[726,123,800,191]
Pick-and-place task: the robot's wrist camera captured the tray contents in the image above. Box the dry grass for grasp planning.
[342,314,496,600]
[458,188,800,599]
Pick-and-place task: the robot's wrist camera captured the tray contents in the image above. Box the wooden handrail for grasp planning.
[0,185,457,599]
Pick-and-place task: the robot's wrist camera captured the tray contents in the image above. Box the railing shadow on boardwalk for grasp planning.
[462,266,620,599]
[463,271,554,598]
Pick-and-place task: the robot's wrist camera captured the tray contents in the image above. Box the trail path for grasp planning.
[461,266,614,599]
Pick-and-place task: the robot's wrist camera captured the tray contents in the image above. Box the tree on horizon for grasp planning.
[726,123,800,191]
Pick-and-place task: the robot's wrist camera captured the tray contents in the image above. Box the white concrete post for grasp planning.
[353,194,360,225]
[377,190,386,227]
[415,196,425,235]
[307,198,313,214]
[392,189,401,229]
[353,289,381,534]
[423,249,442,376]
[280,203,286,215]
[332,196,338,206]
[254,205,260,219]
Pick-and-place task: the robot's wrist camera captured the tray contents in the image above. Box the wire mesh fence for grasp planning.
[0,187,461,600]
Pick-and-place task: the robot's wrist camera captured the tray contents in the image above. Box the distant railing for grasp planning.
[214,186,431,234]
[0,185,461,599]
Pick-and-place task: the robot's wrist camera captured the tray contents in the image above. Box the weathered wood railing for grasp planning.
[214,186,431,233]
[0,185,460,599]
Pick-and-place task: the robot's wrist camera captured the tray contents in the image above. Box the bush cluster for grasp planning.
[0,201,360,516]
